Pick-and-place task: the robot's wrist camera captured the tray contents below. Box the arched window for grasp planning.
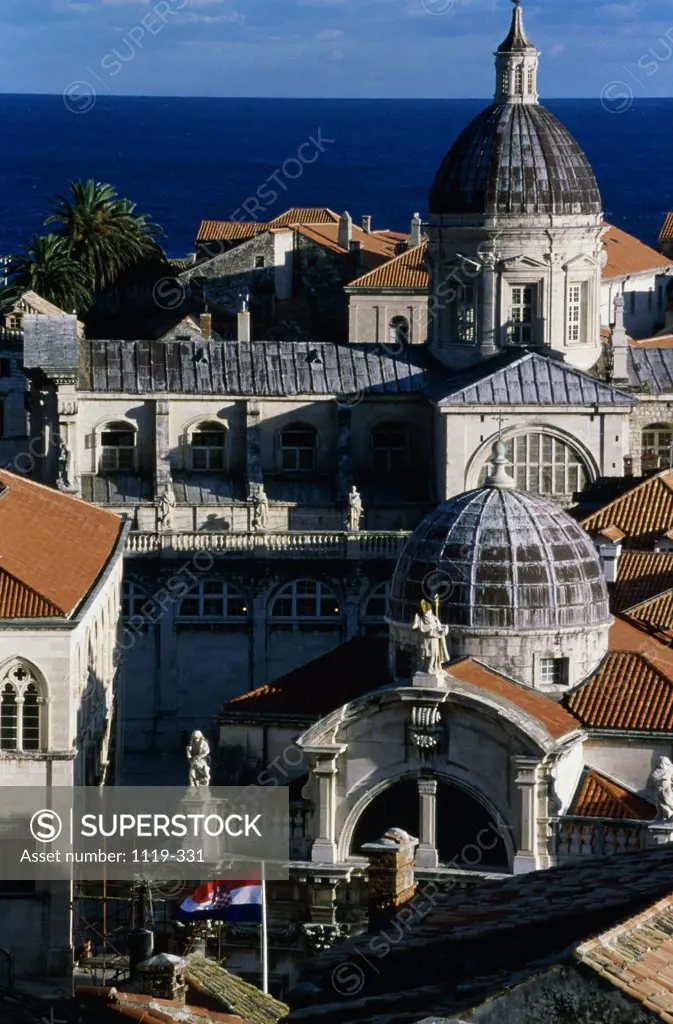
[279,423,316,472]
[270,580,340,620]
[100,422,136,472]
[21,684,40,751]
[0,684,17,750]
[178,581,248,620]
[478,433,589,497]
[388,316,409,348]
[372,423,410,474]
[0,664,45,752]
[642,425,673,471]
[190,422,227,471]
[362,582,390,636]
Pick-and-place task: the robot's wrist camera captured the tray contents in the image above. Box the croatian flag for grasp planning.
[176,880,263,923]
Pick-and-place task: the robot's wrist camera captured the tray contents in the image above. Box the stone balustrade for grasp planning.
[125,530,410,559]
[552,816,650,860]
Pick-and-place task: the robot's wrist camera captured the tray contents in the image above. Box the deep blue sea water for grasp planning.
[1,95,672,258]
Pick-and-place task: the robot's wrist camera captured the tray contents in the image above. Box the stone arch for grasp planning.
[339,765,515,869]
[465,424,599,496]
[179,414,230,472]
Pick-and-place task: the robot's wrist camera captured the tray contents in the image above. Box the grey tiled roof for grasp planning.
[23,314,78,375]
[629,346,673,394]
[80,340,438,397]
[430,351,635,406]
[80,473,153,504]
[171,472,247,504]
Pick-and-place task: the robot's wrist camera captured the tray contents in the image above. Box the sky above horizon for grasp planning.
[2,0,673,101]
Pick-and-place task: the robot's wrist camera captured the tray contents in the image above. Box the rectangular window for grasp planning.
[514,66,523,93]
[510,285,536,345]
[567,283,585,344]
[457,284,476,343]
[254,255,266,269]
[527,67,535,93]
[540,658,566,686]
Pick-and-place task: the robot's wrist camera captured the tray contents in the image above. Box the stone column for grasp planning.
[479,256,499,358]
[310,750,343,864]
[512,755,542,874]
[245,400,263,501]
[336,406,352,505]
[361,828,418,932]
[154,399,171,493]
[416,776,438,868]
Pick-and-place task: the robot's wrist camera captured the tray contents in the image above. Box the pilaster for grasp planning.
[512,754,542,874]
[416,775,438,868]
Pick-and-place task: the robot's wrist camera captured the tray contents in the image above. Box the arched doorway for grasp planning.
[348,776,509,869]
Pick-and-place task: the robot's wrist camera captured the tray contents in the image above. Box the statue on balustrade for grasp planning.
[186,730,211,788]
[157,482,176,531]
[347,485,363,533]
[412,599,449,675]
[252,486,269,532]
[651,756,673,822]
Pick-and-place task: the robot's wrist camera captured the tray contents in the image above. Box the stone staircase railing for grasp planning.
[551,816,650,859]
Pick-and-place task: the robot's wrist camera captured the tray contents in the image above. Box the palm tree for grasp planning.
[8,234,92,312]
[46,180,166,291]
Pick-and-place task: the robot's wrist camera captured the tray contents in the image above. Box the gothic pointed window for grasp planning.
[0,684,17,750]
[21,684,40,751]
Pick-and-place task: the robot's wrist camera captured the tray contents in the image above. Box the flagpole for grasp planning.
[261,861,268,994]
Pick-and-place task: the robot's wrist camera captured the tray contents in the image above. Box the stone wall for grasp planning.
[629,397,673,475]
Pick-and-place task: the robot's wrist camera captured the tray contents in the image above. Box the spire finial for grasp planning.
[483,439,516,490]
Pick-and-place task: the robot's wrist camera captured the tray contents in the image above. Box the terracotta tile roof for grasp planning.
[580,469,673,549]
[569,767,653,820]
[267,207,340,227]
[0,470,123,618]
[602,222,673,279]
[348,241,429,291]
[660,211,673,243]
[597,525,626,542]
[76,987,254,1024]
[614,551,673,610]
[288,848,673,1023]
[565,639,673,732]
[295,223,408,269]
[577,896,673,1023]
[630,333,673,348]
[624,588,673,642]
[222,637,390,720]
[195,222,266,243]
[447,658,580,739]
[0,569,62,618]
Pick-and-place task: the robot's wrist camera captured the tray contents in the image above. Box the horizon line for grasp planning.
[1,91,670,102]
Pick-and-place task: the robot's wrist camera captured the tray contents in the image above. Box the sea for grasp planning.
[1,95,672,259]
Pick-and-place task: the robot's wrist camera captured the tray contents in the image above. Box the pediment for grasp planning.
[500,254,549,271]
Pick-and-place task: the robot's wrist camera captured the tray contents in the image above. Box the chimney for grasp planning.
[338,211,353,251]
[361,827,418,933]
[361,215,372,234]
[199,312,212,339]
[594,527,625,583]
[611,293,629,383]
[135,953,187,1004]
[237,310,251,343]
[410,212,423,249]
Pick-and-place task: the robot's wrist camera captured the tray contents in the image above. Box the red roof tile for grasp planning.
[196,222,266,243]
[570,768,653,820]
[447,658,580,739]
[295,223,408,269]
[602,223,673,279]
[580,469,673,549]
[0,471,123,618]
[267,208,340,227]
[222,637,390,719]
[613,551,673,610]
[660,212,673,244]
[348,241,429,290]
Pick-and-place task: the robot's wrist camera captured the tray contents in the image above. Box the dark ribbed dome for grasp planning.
[430,103,602,217]
[390,487,610,630]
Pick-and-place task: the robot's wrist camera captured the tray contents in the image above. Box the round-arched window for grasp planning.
[178,581,248,620]
[478,433,589,497]
[389,316,409,348]
[190,422,227,471]
[270,580,340,620]
[100,422,136,473]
